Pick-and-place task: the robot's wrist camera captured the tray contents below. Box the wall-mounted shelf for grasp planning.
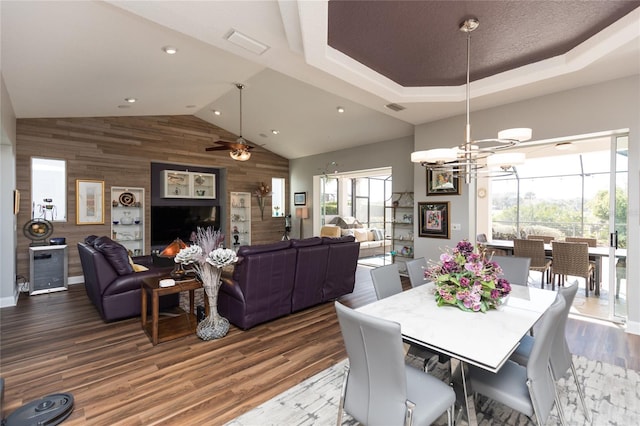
[162,170,216,199]
[111,186,144,255]
[389,192,414,274]
[230,192,251,252]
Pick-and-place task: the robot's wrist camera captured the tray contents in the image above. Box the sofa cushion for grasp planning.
[291,237,322,248]
[353,229,369,242]
[322,235,356,244]
[340,228,355,237]
[85,235,99,245]
[371,228,384,241]
[237,240,291,256]
[93,236,134,275]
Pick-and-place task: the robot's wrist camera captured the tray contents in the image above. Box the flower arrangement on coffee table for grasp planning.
[174,227,237,340]
[425,240,512,312]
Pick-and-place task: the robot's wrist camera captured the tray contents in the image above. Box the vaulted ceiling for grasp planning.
[2,1,639,159]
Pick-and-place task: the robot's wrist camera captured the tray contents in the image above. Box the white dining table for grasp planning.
[357,282,557,425]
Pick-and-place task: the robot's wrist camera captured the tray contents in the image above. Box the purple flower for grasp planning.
[490,289,501,299]
[459,276,470,287]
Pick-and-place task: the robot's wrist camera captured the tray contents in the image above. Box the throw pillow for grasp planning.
[353,229,369,242]
[341,229,354,237]
[128,256,150,272]
[93,236,134,275]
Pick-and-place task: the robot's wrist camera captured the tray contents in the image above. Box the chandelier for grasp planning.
[411,18,530,184]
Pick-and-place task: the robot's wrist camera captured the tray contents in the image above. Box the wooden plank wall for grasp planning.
[15,115,289,280]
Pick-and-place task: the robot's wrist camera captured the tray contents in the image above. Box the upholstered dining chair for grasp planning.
[492,255,531,286]
[509,281,590,421]
[406,257,428,288]
[513,239,552,288]
[370,264,440,370]
[551,241,596,296]
[564,237,596,247]
[334,302,456,426]
[370,263,404,300]
[469,296,567,426]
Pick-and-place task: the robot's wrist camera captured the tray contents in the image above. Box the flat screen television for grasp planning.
[151,205,220,248]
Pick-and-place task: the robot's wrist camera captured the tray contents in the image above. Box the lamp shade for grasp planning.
[295,207,309,219]
[498,128,532,142]
[159,238,187,257]
[411,148,458,164]
[487,152,526,168]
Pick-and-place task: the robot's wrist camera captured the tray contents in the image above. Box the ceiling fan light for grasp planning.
[487,152,526,168]
[411,148,458,164]
[230,149,251,161]
[498,128,532,142]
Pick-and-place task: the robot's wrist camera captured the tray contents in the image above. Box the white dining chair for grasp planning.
[406,257,428,288]
[335,302,456,426]
[509,281,590,421]
[469,296,567,426]
[492,255,531,286]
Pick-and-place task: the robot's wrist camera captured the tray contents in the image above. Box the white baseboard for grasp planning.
[626,320,640,336]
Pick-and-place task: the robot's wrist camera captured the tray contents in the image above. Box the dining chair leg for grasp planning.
[570,361,591,422]
[336,365,348,426]
[552,373,567,426]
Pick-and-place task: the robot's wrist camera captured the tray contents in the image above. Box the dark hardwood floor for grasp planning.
[1,266,638,425]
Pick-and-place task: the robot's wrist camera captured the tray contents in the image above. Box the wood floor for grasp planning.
[1,267,638,425]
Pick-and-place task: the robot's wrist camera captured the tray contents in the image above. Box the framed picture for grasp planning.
[426,169,460,196]
[418,201,450,239]
[294,192,307,206]
[76,180,104,225]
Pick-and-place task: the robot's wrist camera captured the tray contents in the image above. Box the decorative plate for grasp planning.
[23,219,53,242]
[119,192,135,206]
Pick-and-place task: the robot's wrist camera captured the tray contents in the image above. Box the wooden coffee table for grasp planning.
[141,276,208,345]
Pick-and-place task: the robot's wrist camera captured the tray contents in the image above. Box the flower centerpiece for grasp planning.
[174,227,237,340]
[254,182,271,220]
[425,240,512,312]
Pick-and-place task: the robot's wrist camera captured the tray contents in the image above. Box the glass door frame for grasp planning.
[609,134,628,322]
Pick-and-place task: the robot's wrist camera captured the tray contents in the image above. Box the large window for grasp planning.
[490,139,627,247]
[31,157,67,221]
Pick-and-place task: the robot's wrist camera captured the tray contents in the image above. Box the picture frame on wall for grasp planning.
[294,192,307,206]
[418,201,450,238]
[426,169,460,196]
[76,179,104,225]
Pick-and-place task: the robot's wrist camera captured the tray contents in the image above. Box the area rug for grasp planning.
[226,355,639,426]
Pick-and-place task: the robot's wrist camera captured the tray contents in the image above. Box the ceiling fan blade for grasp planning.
[205,146,229,151]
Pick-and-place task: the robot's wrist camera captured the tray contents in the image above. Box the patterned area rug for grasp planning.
[226,355,639,426]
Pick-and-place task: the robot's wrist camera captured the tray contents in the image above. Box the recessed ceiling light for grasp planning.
[337,106,345,113]
[212,110,221,116]
[162,46,178,55]
[271,129,280,135]
[124,97,137,103]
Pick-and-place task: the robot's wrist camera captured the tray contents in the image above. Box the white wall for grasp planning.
[289,135,414,238]
[414,75,640,334]
[0,73,18,307]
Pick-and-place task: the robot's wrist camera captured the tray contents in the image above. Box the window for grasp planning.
[490,139,627,246]
[31,157,67,221]
[271,177,285,217]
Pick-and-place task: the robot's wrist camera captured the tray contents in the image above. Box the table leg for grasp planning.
[141,285,147,328]
[451,359,478,426]
[152,291,159,346]
[189,289,195,315]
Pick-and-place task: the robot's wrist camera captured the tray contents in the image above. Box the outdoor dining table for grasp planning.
[357,282,557,425]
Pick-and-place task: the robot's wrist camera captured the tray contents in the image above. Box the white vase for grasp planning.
[196,264,230,340]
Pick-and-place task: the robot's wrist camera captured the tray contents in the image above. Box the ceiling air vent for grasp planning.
[385,103,406,112]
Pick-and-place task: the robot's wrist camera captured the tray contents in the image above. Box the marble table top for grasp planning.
[357,283,557,372]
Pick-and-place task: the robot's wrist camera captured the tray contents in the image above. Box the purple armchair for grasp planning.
[78,236,177,322]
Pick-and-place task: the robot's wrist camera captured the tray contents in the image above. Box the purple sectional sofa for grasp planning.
[218,236,359,330]
[78,236,178,322]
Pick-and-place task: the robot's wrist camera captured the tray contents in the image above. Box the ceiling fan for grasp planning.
[206,83,253,161]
